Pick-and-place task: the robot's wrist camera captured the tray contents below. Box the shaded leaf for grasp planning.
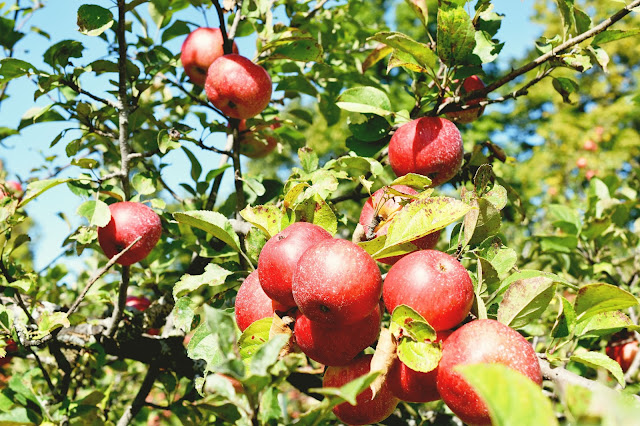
[368,31,438,70]
[498,277,556,329]
[77,4,114,36]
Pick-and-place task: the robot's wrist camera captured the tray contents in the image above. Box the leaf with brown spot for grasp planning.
[369,328,397,398]
[269,312,295,358]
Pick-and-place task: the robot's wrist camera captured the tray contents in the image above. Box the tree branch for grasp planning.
[117,363,160,426]
[105,265,130,337]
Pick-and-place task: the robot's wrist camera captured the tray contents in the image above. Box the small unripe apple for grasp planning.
[437,319,542,426]
[180,27,239,87]
[388,117,463,186]
[582,139,597,152]
[235,270,283,331]
[97,201,162,266]
[444,75,487,124]
[236,119,280,158]
[387,329,452,403]
[258,222,332,308]
[576,157,588,169]
[294,303,381,366]
[358,185,440,265]
[293,238,383,325]
[205,54,272,119]
[323,354,399,425]
[383,250,473,331]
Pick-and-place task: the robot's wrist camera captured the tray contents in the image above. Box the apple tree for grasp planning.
[1,0,640,424]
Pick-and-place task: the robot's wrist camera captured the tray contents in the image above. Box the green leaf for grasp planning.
[182,147,202,182]
[494,269,570,300]
[574,6,591,34]
[404,0,429,27]
[311,371,380,406]
[161,20,190,43]
[389,305,441,373]
[592,29,640,46]
[457,364,558,426]
[240,205,283,239]
[476,237,517,279]
[263,34,323,62]
[539,235,578,254]
[174,210,241,252]
[43,40,84,69]
[381,196,471,254]
[472,30,502,64]
[368,31,438,70]
[555,0,576,39]
[77,4,114,36]
[574,283,638,323]
[389,173,432,190]
[171,296,197,333]
[348,113,390,142]
[497,276,556,329]
[552,77,579,104]
[548,204,581,234]
[437,7,476,66]
[551,296,576,339]
[238,317,272,362]
[131,173,156,195]
[173,264,233,299]
[18,105,66,130]
[468,198,501,245]
[571,351,625,386]
[336,87,393,116]
[188,306,237,371]
[77,200,111,227]
[19,178,73,208]
[575,311,640,338]
[250,334,289,376]
[397,339,442,374]
[0,17,24,50]
[36,311,70,339]
[390,305,436,342]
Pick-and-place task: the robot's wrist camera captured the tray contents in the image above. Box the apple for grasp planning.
[293,238,383,325]
[97,201,162,266]
[585,169,597,180]
[125,295,160,335]
[606,333,639,373]
[235,270,283,331]
[576,157,588,169]
[383,250,473,331]
[0,180,23,201]
[0,339,18,368]
[180,27,238,87]
[323,354,399,425]
[258,222,332,308]
[387,329,452,403]
[294,303,381,366]
[205,54,272,119]
[236,119,280,158]
[582,139,597,152]
[436,319,542,426]
[444,75,487,124]
[358,185,440,264]
[388,117,464,187]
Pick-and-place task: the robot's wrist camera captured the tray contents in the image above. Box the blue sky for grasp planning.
[0,0,542,271]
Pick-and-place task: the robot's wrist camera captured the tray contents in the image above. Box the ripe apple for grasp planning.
[358,185,440,265]
[180,27,239,87]
[323,354,399,425]
[387,329,452,403]
[125,295,160,335]
[236,119,280,158]
[293,238,383,325]
[205,54,272,119]
[606,332,639,373]
[294,303,381,366]
[582,139,597,152]
[388,117,463,186]
[436,319,542,426]
[383,250,473,331]
[258,222,332,308]
[97,201,162,266]
[576,157,588,169]
[444,75,487,124]
[235,270,284,331]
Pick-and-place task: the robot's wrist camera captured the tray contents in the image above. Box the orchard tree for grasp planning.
[1,0,640,424]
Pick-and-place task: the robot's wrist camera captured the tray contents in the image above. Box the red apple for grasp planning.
[125,296,160,335]
[585,169,597,180]
[294,303,381,366]
[205,54,272,119]
[323,354,399,425]
[576,157,588,169]
[236,119,279,158]
[444,75,487,124]
[97,201,162,266]
[606,332,639,373]
[235,270,282,331]
[258,222,332,308]
[582,139,597,152]
[359,185,440,264]
[383,250,473,331]
[437,319,542,426]
[180,27,238,87]
[293,239,383,325]
[0,180,23,201]
[387,330,452,403]
[388,117,464,186]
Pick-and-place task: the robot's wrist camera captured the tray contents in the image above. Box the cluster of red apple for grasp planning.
[180,27,278,158]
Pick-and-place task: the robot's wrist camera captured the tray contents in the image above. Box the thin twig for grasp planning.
[60,79,119,109]
[116,363,160,426]
[116,0,132,199]
[105,265,130,337]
